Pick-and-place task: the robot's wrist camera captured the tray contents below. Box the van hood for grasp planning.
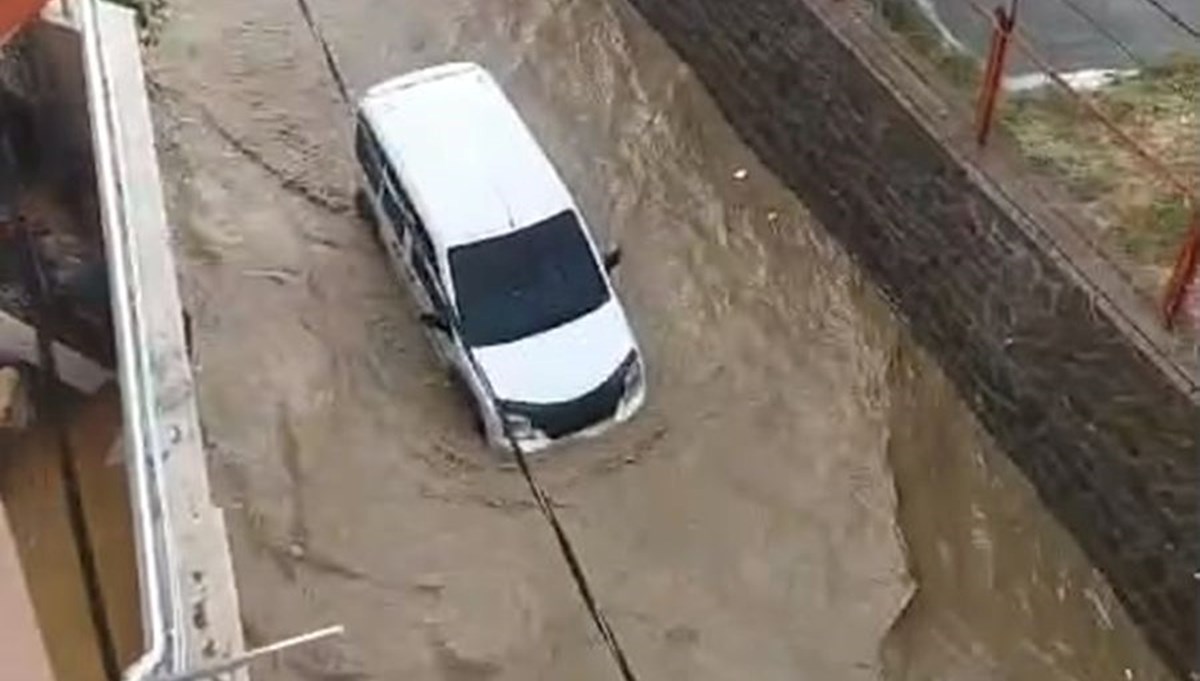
[471,300,635,404]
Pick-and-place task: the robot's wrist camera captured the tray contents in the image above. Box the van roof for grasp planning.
[358,63,575,251]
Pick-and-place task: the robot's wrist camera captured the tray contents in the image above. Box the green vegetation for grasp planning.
[1002,58,1198,279]
[876,0,1197,289]
[877,0,980,88]
[1117,195,1193,265]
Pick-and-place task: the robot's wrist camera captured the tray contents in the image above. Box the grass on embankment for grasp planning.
[1002,60,1198,285]
[877,0,980,88]
[875,0,1198,290]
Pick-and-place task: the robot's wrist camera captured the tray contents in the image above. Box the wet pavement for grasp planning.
[914,0,1200,73]
[147,0,1173,679]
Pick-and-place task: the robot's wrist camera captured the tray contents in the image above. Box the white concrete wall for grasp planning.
[95,3,247,676]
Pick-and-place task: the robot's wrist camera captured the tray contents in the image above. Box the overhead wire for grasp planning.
[1050,0,1149,68]
[293,0,353,107]
[290,1,641,678]
[1133,0,1200,41]
[497,427,640,681]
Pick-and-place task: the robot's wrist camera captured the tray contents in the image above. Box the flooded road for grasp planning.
[148,0,1171,678]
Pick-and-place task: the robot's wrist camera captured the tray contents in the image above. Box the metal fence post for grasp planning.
[975,0,1018,146]
[1161,208,1200,329]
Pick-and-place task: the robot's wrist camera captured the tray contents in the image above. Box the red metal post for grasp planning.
[975,2,1018,146]
[975,19,1002,135]
[0,0,49,45]
[1161,209,1200,329]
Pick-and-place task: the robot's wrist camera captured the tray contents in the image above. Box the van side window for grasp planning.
[411,222,435,264]
[387,179,434,266]
[372,151,416,239]
[406,220,448,316]
[382,188,410,235]
[415,257,449,316]
[354,117,383,188]
[382,161,404,201]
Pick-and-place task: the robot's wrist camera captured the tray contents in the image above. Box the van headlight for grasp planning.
[502,411,537,440]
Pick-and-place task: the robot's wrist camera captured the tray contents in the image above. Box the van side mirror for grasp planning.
[419,312,450,334]
[604,247,623,272]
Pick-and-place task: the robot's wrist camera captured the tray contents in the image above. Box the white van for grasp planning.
[354,63,646,453]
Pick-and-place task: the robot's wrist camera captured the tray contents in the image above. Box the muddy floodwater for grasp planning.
[147,0,1172,679]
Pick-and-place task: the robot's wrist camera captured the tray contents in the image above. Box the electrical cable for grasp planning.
[1050,0,1148,68]
[294,0,353,107]
[291,1,641,678]
[1133,0,1200,41]
[498,427,640,681]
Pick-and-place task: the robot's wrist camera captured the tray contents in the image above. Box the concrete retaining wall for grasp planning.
[626,0,1199,676]
[94,4,247,675]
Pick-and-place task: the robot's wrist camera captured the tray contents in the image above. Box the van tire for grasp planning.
[447,370,488,440]
[470,405,486,440]
[354,188,375,226]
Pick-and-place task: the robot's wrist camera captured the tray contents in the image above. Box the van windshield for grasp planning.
[449,210,610,348]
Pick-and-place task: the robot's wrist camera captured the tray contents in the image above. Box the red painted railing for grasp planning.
[1161,210,1200,330]
[974,0,1018,146]
[963,0,1198,330]
[0,0,50,44]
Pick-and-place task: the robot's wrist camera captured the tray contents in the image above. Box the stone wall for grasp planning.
[625,0,1199,676]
